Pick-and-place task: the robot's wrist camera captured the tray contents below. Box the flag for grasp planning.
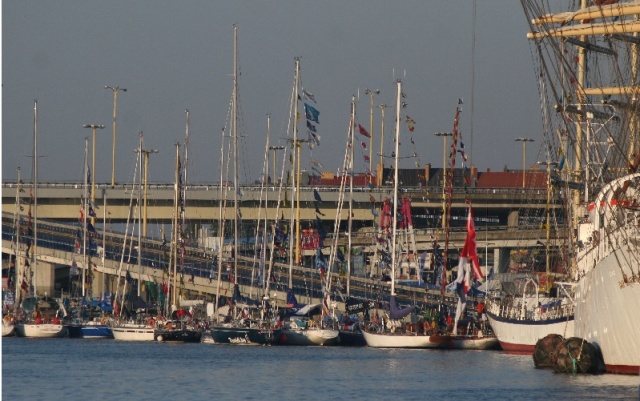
[315,247,327,270]
[88,206,97,218]
[315,205,325,216]
[304,103,320,123]
[313,189,323,203]
[306,121,317,133]
[79,206,84,223]
[361,141,367,149]
[358,124,371,138]
[363,155,370,162]
[302,88,317,103]
[311,159,324,169]
[461,206,483,280]
[315,217,327,240]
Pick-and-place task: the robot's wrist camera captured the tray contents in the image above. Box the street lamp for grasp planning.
[515,137,535,188]
[104,85,127,188]
[134,146,159,237]
[83,123,105,225]
[378,104,389,187]
[365,88,379,184]
[435,132,453,228]
[268,145,285,185]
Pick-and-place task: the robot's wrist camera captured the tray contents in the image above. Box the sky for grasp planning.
[2,1,543,185]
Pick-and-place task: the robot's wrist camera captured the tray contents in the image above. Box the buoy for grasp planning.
[553,337,603,374]
[533,334,565,369]
[157,335,164,342]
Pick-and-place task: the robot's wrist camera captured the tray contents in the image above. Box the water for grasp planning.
[2,337,638,401]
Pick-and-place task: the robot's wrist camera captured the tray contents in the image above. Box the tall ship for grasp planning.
[521,0,640,374]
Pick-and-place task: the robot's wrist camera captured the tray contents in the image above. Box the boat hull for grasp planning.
[111,324,155,341]
[449,335,500,350]
[2,323,15,337]
[485,311,574,354]
[67,324,113,339]
[208,326,282,345]
[15,323,67,338]
[279,328,339,346]
[155,329,202,343]
[361,330,450,348]
[575,250,640,375]
[338,329,366,346]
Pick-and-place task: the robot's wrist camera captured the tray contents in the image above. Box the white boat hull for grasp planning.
[2,323,15,337]
[575,250,640,375]
[15,323,67,338]
[361,330,450,348]
[111,324,155,341]
[449,335,500,350]
[280,328,339,346]
[485,310,573,354]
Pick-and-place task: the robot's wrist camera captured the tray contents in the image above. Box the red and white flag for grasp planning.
[461,206,483,280]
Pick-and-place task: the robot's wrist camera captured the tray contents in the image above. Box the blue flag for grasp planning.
[306,121,317,133]
[313,189,323,203]
[304,103,319,123]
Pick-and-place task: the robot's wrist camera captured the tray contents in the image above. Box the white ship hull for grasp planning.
[361,330,450,349]
[15,323,67,338]
[111,324,155,341]
[575,250,640,375]
[485,310,574,354]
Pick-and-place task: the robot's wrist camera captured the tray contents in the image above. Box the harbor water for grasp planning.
[2,337,638,400]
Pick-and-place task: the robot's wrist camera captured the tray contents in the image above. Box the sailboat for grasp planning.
[15,100,68,338]
[3,167,23,338]
[361,81,449,349]
[66,137,114,339]
[206,25,281,346]
[483,160,575,353]
[447,205,499,350]
[110,135,155,342]
[520,0,640,374]
[275,58,339,346]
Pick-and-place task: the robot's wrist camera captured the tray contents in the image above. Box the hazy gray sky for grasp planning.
[2,1,542,184]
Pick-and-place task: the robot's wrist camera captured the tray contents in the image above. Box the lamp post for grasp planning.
[83,124,105,225]
[364,88,379,184]
[378,104,389,187]
[435,132,453,228]
[268,145,285,185]
[134,146,159,237]
[104,85,127,188]
[515,137,535,188]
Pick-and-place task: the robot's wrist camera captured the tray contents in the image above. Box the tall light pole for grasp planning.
[435,132,453,228]
[104,85,127,188]
[364,88,379,184]
[515,137,535,188]
[83,123,105,225]
[268,145,285,185]
[378,104,389,186]
[134,147,159,237]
